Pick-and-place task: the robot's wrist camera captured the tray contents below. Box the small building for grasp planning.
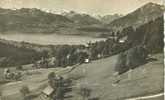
[119,36,128,43]
[48,57,56,67]
[85,58,90,63]
[42,85,55,98]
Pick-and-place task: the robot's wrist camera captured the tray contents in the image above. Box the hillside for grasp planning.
[67,53,163,100]
[99,14,122,24]
[108,2,164,30]
[0,8,73,33]
[0,8,109,37]
[126,16,163,53]
[0,53,163,100]
[0,39,53,67]
[63,11,101,25]
[0,2,163,37]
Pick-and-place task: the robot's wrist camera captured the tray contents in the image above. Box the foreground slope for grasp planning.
[68,53,163,100]
[0,53,163,100]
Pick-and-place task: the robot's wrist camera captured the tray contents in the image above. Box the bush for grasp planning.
[20,85,30,97]
[16,65,23,70]
[48,72,55,80]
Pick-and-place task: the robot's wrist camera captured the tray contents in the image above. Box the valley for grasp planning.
[0,2,163,100]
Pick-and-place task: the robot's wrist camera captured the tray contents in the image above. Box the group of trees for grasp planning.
[114,16,163,74]
[88,39,129,60]
[48,72,72,100]
[125,16,163,53]
[115,45,148,74]
[20,85,30,100]
[0,42,42,67]
[52,45,89,67]
[39,38,129,68]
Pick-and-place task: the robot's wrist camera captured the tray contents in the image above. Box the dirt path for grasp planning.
[125,92,164,100]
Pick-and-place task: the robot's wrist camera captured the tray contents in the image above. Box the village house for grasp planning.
[41,85,55,99]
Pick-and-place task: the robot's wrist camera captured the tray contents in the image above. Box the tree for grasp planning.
[48,72,57,88]
[78,86,91,100]
[125,45,148,69]
[0,89,2,100]
[48,72,55,80]
[115,45,148,74]
[122,26,134,38]
[54,77,65,100]
[20,85,30,100]
[115,52,127,74]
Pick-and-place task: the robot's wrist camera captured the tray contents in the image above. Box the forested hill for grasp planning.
[127,16,164,53]
[107,2,164,31]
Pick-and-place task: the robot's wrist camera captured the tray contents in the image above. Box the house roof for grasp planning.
[42,85,54,96]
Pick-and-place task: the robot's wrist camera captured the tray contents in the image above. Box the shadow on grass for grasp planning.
[88,97,100,100]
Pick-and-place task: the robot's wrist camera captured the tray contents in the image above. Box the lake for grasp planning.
[0,33,106,45]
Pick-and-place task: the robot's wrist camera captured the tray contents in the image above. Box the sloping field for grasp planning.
[67,53,164,100]
[0,67,73,100]
[0,53,163,100]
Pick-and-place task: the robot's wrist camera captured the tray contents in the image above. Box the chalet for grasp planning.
[119,36,128,43]
[85,58,90,63]
[42,85,54,97]
[47,57,56,67]
[39,85,56,100]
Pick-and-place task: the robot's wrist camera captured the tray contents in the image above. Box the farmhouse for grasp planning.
[42,85,55,97]
[119,36,128,43]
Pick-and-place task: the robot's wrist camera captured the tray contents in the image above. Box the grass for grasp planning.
[0,53,163,100]
[67,53,163,100]
[0,66,75,100]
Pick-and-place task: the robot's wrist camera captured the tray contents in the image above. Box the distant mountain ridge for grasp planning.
[62,11,101,25]
[107,2,164,31]
[0,2,163,37]
[0,8,73,33]
[98,14,123,24]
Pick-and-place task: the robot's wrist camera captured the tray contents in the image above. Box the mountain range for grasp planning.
[0,2,162,36]
[62,11,101,25]
[0,2,163,67]
[98,14,123,24]
[107,2,164,31]
[0,8,73,33]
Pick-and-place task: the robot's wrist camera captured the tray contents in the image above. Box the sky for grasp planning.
[0,0,163,15]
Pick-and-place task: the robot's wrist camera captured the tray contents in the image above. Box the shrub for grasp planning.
[20,85,30,97]
[48,72,55,80]
[16,65,23,70]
